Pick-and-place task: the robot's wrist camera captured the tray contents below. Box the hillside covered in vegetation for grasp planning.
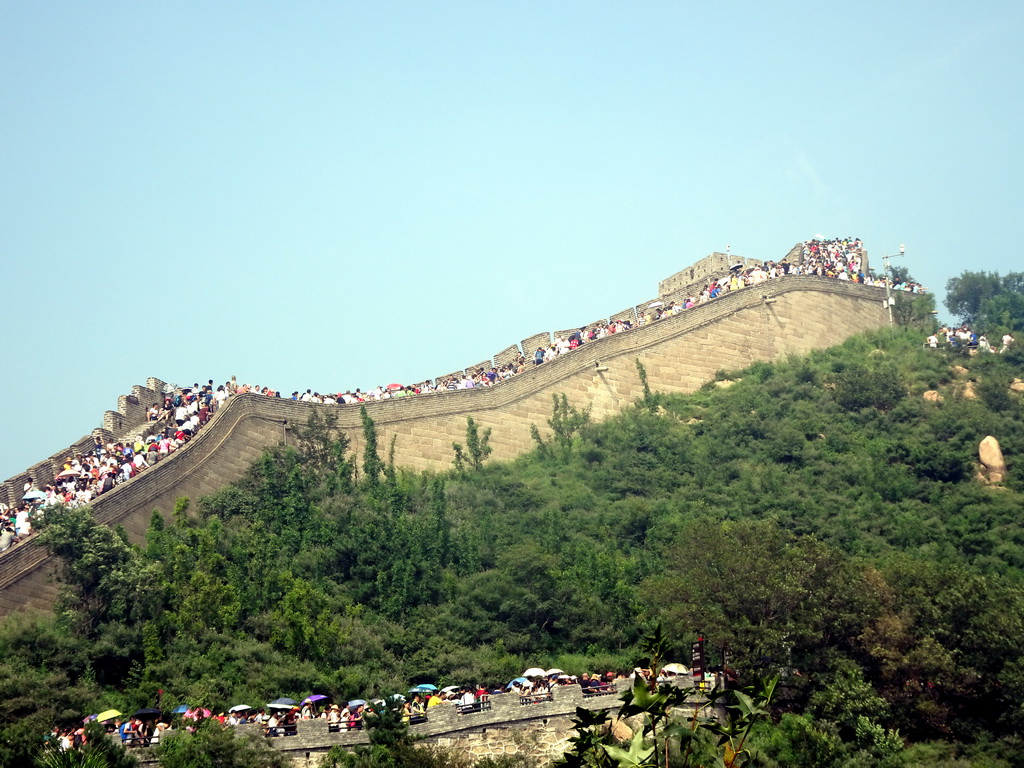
[4,277,1024,767]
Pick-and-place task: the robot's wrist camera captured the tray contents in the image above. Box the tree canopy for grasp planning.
[945,270,1024,331]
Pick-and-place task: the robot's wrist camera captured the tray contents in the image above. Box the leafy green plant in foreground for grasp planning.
[557,625,777,768]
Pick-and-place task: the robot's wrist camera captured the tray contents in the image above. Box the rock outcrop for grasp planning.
[979,436,1007,484]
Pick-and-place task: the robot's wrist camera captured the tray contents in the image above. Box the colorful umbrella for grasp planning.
[268,697,298,710]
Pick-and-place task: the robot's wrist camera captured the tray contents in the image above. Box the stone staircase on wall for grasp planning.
[1,378,174,511]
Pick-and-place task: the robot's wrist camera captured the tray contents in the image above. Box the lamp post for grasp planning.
[881,244,906,326]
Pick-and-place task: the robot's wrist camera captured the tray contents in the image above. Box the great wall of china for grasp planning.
[0,247,888,618]
[129,678,706,767]
[0,247,891,765]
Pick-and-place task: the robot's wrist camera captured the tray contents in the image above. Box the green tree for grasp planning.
[155,719,287,768]
[452,417,492,472]
[944,271,1024,327]
[888,265,916,286]
[645,520,878,682]
[830,363,905,411]
[360,406,384,489]
[37,507,157,636]
[293,410,354,494]
[893,292,937,330]
[981,291,1024,334]
[531,394,591,458]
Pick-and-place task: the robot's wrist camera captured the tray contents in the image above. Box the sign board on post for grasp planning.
[692,636,705,689]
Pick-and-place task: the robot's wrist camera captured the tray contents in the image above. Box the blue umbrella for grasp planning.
[172,705,189,714]
[411,683,438,691]
[507,677,529,687]
[348,699,367,708]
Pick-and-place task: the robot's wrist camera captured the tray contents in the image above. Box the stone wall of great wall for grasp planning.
[0,254,890,617]
[127,678,705,767]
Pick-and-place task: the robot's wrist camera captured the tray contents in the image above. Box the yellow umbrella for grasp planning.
[96,709,122,722]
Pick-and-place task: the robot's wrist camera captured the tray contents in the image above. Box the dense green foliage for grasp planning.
[154,720,286,768]
[2,291,1024,766]
[945,270,1024,332]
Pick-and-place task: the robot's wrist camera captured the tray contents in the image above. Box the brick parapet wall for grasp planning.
[0,277,889,616]
[521,331,552,354]
[493,344,522,367]
[658,251,761,297]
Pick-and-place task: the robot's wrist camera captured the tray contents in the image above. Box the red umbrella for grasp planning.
[386,383,404,391]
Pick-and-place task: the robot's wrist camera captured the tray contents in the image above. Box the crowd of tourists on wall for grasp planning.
[926,327,1015,354]
[50,665,694,750]
[5,236,930,552]
[1,383,229,550]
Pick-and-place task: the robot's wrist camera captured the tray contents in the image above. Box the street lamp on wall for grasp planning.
[882,244,906,327]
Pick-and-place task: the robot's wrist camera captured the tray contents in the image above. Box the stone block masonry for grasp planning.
[0,273,889,616]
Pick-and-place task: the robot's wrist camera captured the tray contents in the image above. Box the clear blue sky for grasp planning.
[2,1,1021,480]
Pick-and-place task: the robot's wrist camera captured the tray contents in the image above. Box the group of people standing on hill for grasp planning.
[927,327,1015,353]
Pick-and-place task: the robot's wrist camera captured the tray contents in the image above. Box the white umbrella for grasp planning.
[545,668,564,676]
[228,704,252,713]
[662,663,689,675]
[523,668,546,677]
